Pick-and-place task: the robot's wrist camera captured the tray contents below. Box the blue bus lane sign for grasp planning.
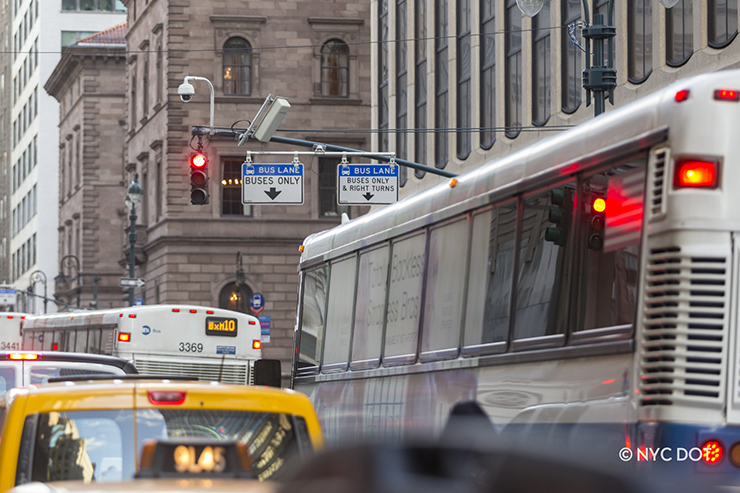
[337,164,399,205]
[242,163,304,205]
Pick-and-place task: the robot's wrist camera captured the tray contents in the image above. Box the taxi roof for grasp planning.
[13,378,315,415]
[8,479,275,493]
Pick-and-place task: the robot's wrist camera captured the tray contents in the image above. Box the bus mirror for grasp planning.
[254,359,282,387]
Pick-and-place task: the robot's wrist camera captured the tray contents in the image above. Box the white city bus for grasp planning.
[22,305,267,385]
[292,70,740,482]
[0,313,26,351]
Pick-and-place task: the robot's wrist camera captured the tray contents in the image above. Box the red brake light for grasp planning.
[118,332,131,342]
[148,391,186,405]
[675,89,690,102]
[702,440,724,465]
[252,340,262,350]
[128,314,136,318]
[207,310,214,314]
[6,315,13,319]
[172,308,180,312]
[8,353,38,360]
[714,89,739,101]
[190,309,197,314]
[249,320,256,325]
[675,160,718,188]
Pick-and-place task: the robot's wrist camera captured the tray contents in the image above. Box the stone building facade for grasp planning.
[374,0,740,197]
[45,24,129,311]
[122,0,371,381]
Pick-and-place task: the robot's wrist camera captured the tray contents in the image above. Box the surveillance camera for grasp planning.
[178,82,195,102]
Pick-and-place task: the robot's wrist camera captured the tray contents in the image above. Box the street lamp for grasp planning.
[125,172,144,307]
[519,1,680,116]
[29,270,47,314]
[55,254,81,308]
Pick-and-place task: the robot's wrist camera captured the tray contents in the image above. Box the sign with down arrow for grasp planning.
[337,164,399,205]
[242,163,304,205]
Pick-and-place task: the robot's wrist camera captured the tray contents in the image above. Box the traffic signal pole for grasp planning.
[191,126,458,179]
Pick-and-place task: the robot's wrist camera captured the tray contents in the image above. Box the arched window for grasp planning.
[628,0,652,83]
[532,1,550,126]
[480,0,495,150]
[219,282,254,313]
[708,0,738,48]
[223,37,252,96]
[504,0,521,138]
[666,0,693,67]
[562,0,581,114]
[321,39,349,97]
[396,0,408,187]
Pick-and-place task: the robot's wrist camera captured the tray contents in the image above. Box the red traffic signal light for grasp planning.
[190,153,207,169]
[189,152,209,205]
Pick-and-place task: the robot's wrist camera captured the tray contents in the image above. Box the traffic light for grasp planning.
[121,287,131,302]
[587,193,607,251]
[544,188,570,246]
[189,151,209,205]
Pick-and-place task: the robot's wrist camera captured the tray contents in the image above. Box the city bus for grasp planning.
[292,70,740,481]
[22,305,268,385]
[0,313,26,351]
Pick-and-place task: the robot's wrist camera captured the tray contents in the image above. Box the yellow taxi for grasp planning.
[4,438,277,493]
[0,376,323,492]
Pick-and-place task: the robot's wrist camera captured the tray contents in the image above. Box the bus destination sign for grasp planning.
[205,317,238,337]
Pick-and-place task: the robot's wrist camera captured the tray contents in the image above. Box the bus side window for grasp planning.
[513,184,576,341]
[575,163,645,332]
[351,245,390,370]
[88,329,101,354]
[63,330,76,352]
[471,203,517,352]
[420,218,469,361]
[75,330,88,352]
[23,330,36,350]
[297,265,329,373]
[384,233,426,365]
[322,255,358,372]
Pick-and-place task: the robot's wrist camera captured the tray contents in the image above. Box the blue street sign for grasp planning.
[250,293,265,315]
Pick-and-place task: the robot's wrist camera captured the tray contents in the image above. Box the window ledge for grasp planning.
[309,97,362,106]
[214,96,267,104]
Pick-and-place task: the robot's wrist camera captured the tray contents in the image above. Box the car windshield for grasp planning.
[18,409,313,484]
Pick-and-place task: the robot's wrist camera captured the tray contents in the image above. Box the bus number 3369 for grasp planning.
[179,342,204,353]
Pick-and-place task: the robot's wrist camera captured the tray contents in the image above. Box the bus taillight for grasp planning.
[714,89,740,101]
[675,89,690,102]
[118,332,131,342]
[8,353,38,360]
[702,440,724,465]
[148,391,186,405]
[252,340,262,350]
[674,160,718,188]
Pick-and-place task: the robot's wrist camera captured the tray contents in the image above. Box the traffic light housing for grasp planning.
[121,286,131,302]
[587,193,606,251]
[544,188,570,247]
[189,152,209,205]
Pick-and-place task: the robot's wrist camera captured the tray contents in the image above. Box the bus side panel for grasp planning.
[296,352,634,447]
